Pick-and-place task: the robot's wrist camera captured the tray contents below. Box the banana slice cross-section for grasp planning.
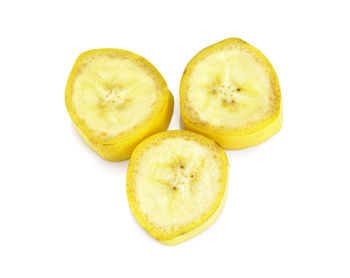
[65,49,174,161]
[180,38,282,149]
[126,130,228,245]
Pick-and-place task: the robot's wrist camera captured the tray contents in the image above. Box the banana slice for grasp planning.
[180,38,282,149]
[126,130,228,245]
[65,49,174,161]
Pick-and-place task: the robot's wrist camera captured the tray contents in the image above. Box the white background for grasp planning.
[1,0,349,277]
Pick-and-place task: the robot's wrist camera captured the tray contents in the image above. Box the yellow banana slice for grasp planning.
[180,38,282,149]
[126,130,228,245]
[65,49,174,161]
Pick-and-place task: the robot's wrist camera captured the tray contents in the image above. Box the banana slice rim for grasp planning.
[126,130,228,244]
[180,38,282,136]
[65,48,169,145]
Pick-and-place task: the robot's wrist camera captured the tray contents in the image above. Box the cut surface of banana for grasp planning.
[65,49,173,161]
[126,130,228,245]
[180,38,282,149]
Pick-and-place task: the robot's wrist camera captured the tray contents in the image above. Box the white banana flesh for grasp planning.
[134,136,225,230]
[186,49,278,130]
[72,55,159,139]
